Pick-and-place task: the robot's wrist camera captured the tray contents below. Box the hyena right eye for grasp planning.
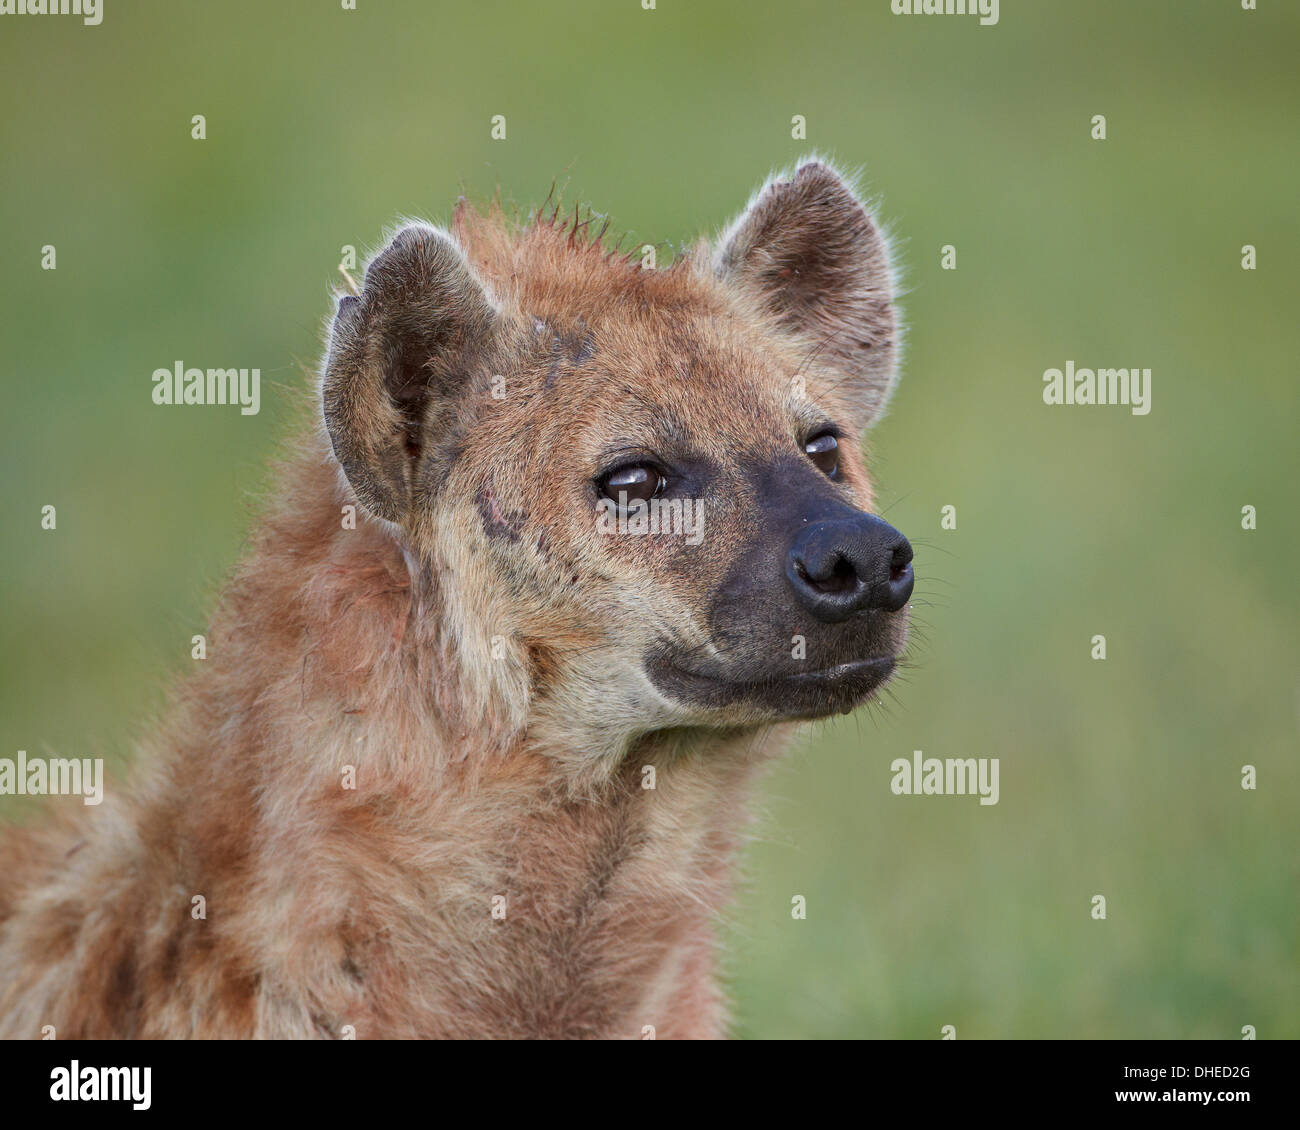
[599,464,664,507]
[804,432,840,478]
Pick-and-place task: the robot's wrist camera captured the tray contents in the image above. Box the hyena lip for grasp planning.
[648,655,898,720]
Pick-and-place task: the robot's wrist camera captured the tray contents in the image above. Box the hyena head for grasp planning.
[322,160,912,766]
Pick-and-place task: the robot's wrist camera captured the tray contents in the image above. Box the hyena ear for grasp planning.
[322,223,497,522]
[714,161,898,425]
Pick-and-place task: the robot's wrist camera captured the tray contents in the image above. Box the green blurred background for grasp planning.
[1,0,1296,1038]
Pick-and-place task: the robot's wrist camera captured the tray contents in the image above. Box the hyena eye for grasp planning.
[599,464,664,506]
[804,432,840,477]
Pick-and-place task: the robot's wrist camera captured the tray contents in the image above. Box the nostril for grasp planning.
[796,554,858,595]
[889,539,914,581]
[883,552,915,613]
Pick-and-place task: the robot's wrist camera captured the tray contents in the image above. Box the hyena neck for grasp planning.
[109,447,789,1036]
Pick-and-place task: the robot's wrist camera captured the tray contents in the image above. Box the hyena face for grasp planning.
[323,161,911,745]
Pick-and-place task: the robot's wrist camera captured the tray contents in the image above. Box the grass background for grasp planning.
[1,0,1296,1038]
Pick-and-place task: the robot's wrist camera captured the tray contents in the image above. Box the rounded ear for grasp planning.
[714,160,899,426]
[322,224,497,522]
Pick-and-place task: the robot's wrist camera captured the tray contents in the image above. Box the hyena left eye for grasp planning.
[804,432,840,477]
[600,464,664,506]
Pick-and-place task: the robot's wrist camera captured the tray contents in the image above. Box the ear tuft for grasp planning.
[715,160,898,425]
[322,224,496,522]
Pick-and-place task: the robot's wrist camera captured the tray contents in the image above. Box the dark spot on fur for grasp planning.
[106,951,142,1034]
[477,487,526,541]
[160,928,183,982]
[571,322,597,366]
[539,316,598,390]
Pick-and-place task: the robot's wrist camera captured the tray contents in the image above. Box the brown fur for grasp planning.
[0,160,905,1038]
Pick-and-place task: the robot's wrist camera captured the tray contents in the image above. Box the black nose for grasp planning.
[785,514,914,623]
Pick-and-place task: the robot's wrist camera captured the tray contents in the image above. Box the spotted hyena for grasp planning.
[0,159,913,1038]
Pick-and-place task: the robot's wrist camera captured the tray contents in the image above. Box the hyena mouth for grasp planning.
[647,653,898,720]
